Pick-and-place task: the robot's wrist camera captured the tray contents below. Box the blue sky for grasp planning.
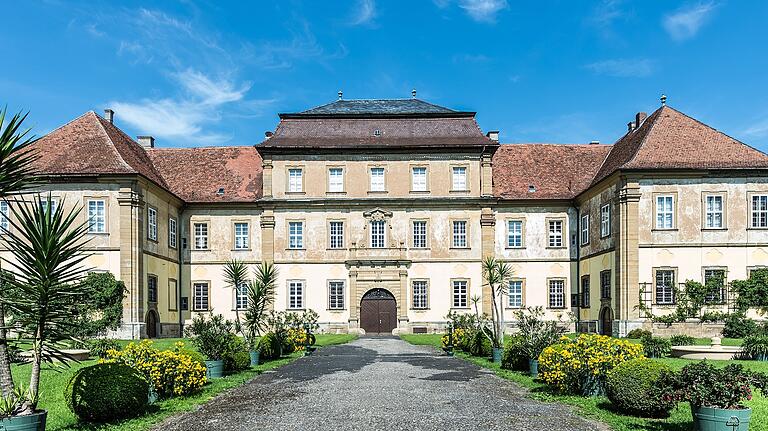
[3,1,768,150]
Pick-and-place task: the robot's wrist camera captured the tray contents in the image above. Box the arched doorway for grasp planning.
[600,306,613,336]
[145,310,159,338]
[360,288,397,335]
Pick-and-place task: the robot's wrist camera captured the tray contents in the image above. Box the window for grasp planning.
[234,222,249,250]
[412,220,427,248]
[452,280,468,308]
[704,269,726,304]
[705,195,724,229]
[235,282,248,310]
[412,167,427,191]
[328,281,345,310]
[370,220,386,248]
[370,167,385,192]
[147,207,157,241]
[656,195,674,229]
[655,269,675,305]
[288,221,304,249]
[600,204,610,237]
[194,223,208,250]
[507,220,522,247]
[580,214,589,245]
[600,270,611,299]
[329,221,344,249]
[0,201,8,232]
[288,168,303,193]
[752,195,768,228]
[288,280,304,309]
[508,280,523,308]
[581,276,590,308]
[147,275,158,303]
[41,198,58,214]
[328,168,344,193]
[193,282,209,311]
[548,220,563,247]
[168,279,178,311]
[452,220,467,248]
[452,166,467,191]
[412,280,428,309]
[87,200,106,233]
[548,279,565,308]
[169,217,177,248]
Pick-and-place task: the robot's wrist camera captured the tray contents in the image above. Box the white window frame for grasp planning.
[508,280,523,308]
[600,204,610,237]
[412,280,428,309]
[507,220,522,248]
[288,221,304,249]
[194,222,208,250]
[370,167,385,192]
[655,269,675,305]
[412,220,427,248]
[548,220,563,247]
[234,222,249,250]
[452,220,467,248]
[288,280,305,310]
[328,167,344,193]
[288,168,303,193]
[147,207,158,241]
[452,166,467,191]
[193,282,209,311]
[452,280,468,308]
[656,195,674,229]
[87,199,106,233]
[0,201,8,232]
[169,217,177,248]
[580,213,589,245]
[329,221,344,249]
[411,166,427,192]
[548,279,565,309]
[370,220,386,248]
[705,195,724,229]
[235,282,248,310]
[328,280,345,310]
[751,195,768,228]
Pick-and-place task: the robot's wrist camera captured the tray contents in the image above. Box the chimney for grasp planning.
[635,112,648,128]
[627,121,636,132]
[137,136,155,149]
[486,130,499,142]
[104,109,114,124]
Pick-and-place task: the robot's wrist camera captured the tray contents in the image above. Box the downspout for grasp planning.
[574,205,581,332]
[177,205,185,336]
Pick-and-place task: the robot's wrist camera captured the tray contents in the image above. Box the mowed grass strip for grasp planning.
[400,334,767,431]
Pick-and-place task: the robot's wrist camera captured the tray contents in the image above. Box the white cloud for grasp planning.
[174,69,251,105]
[242,21,348,70]
[663,2,717,41]
[585,58,655,77]
[459,0,507,22]
[589,0,625,28]
[743,118,768,138]
[350,0,377,26]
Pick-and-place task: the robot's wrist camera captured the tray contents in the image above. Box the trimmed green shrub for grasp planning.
[281,335,296,355]
[258,332,282,360]
[743,334,768,360]
[641,336,671,358]
[669,335,696,346]
[223,336,251,373]
[65,363,149,423]
[606,358,675,418]
[469,328,491,357]
[501,336,527,371]
[88,338,121,359]
[626,328,652,340]
[723,312,758,338]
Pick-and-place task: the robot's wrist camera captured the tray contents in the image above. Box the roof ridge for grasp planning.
[501,142,615,147]
[92,115,140,173]
[150,145,255,151]
[620,105,665,169]
[42,110,97,141]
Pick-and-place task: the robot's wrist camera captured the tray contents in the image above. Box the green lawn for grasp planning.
[400,334,767,431]
[12,334,356,431]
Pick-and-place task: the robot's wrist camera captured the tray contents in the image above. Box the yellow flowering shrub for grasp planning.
[287,328,308,351]
[538,334,643,396]
[441,327,469,350]
[104,340,207,398]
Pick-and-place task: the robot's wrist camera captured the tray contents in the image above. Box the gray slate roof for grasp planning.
[287,99,462,116]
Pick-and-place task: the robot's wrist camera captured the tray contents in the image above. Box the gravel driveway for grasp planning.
[155,337,607,431]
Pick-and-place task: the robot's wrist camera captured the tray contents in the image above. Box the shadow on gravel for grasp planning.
[267,343,379,383]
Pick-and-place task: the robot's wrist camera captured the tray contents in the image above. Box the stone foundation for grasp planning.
[643,321,725,338]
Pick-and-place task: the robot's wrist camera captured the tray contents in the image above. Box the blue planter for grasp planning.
[0,410,47,431]
[249,350,260,367]
[755,353,768,362]
[492,348,503,364]
[528,359,539,378]
[205,360,224,379]
[692,405,751,431]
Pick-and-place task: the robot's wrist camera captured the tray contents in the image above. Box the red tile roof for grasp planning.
[31,111,168,188]
[147,146,262,203]
[592,106,768,185]
[492,143,612,200]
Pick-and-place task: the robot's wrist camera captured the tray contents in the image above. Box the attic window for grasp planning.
[528,185,536,193]
[216,187,225,196]
[373,129,381,137]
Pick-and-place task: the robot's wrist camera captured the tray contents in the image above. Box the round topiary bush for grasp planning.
[606,358,675,418]
[65,363,149,423]
[626,328,652,340]
[258,332,282,360]
[670,334,696,346]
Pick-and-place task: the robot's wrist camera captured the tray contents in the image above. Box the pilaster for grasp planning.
[117,185,144,339]
[481,153,493,197]
[480,208,496,315]
[260,209,275,263]
[398,269,409,323]
[615,178,641,323]
[262,157,273,198]
[348,269,359,328]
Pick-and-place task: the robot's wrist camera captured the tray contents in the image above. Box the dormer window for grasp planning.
[528,185,536,193]
[373,129,381,137]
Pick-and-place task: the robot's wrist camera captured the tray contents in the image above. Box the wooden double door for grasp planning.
[360,288,397,335]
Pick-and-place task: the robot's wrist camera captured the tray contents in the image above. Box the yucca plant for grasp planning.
[482,256,513,349]
[0,107,39,400]
[223,259,249,343]
[1,195,91,414]
[243,262,277,343]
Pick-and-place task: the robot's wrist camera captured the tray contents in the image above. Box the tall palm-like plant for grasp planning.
[223,259,249,343]
[482,256,513,348]
[243,262,277,341]
[1,196,90,414]
[0,107,40,399]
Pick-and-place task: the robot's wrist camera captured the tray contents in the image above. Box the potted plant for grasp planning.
[659,361,768,431]
[742,334,768,361]
[513,306,565,378]
[185,314,234,379]
[481,257,513,364]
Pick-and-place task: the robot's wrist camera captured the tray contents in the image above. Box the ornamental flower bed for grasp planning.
[538,334,643,396]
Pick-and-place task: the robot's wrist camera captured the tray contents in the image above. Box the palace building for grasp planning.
[15,96,768,338]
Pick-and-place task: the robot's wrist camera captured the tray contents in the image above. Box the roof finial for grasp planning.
[338,90,343,100]
[412,89,417,99]
[660,93,667,106]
